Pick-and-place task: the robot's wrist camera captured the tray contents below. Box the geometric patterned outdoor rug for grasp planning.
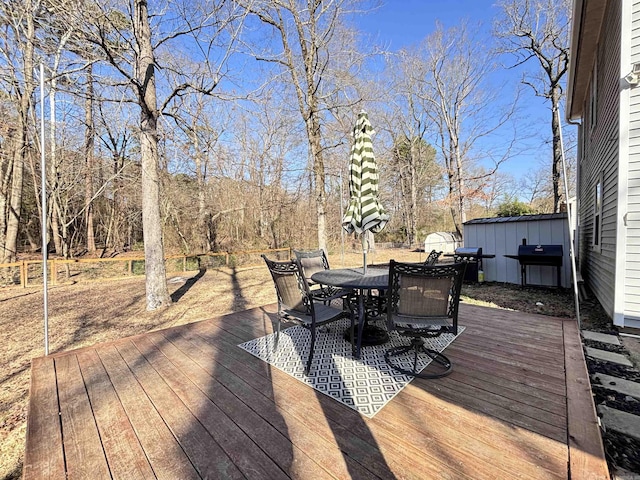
[238,318,465,418]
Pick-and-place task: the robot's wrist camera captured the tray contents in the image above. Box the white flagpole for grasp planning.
[555,106,581,328]
[40,63,49,355]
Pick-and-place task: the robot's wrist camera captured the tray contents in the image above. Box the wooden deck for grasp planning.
[23,303,609,480]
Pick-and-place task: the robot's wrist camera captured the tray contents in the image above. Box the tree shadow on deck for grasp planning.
[177,277,295,478]
[252,302,587,479]
[254,306,398,479]
[133,270,294,477]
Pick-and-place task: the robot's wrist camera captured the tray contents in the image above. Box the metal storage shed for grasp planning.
[463,213,572,288]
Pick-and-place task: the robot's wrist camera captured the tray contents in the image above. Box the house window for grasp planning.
[593,174,603,249]
[589,62,598,130]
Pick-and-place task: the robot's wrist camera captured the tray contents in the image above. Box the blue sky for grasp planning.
[352,0,568,186]
[357,0,500,47]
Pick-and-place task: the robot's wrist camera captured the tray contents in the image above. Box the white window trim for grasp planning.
[593,172,603,252]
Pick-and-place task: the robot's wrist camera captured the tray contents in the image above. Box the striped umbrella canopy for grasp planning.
[342,111,389,271]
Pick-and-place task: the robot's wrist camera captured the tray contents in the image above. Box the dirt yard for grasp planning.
[0,248,613,480]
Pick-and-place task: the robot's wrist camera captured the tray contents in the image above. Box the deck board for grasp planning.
[75,349,156,479]
[98,344,202,480]
[23,358,65,480]
[563,318,610,479]
[24,303,609,479]
[56,354,111,480]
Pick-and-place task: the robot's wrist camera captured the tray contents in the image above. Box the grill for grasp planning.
[504,244,563,287]
[453,247,483,283]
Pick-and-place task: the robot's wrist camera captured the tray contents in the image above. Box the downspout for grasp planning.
[556,107,581,328]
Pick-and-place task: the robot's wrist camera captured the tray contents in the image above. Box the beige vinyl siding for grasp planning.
[579,0,620,318]
[626,0,640,321]
[633,1,640,65]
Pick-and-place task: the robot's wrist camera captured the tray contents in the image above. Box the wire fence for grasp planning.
[0,248,291,288]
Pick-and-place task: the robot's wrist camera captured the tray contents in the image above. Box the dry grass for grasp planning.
[0,247,593,480]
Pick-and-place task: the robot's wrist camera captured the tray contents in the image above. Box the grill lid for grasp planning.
[517,244,563,257]
[455,247,483,256]
[515,244,563,266]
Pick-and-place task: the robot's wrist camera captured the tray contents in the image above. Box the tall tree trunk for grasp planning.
[85,66,96,252]
[0,131,12,259]
[551,85,562,213]
[48,74,63,255]
[192,133,208,253]
[495,0,570,212]
[197,167,208,252]
[135,0,171,310]
[409,141,418,246]
[307,114,327,251]
[448,134,465,238]
[5,134,24,262]
[397,162,410,244]
[457,156,466,226]
[3,0,35,262]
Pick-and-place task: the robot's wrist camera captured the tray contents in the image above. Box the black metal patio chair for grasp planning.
[384,260,466,378]
[424,249,443,266]
[293,249,352,305]
[262,254,353,375]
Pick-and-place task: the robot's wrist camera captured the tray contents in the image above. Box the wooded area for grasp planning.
[0,0,572,309]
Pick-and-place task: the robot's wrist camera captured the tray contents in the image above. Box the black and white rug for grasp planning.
[238,318,464,417]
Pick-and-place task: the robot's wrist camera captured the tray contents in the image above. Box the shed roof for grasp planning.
[464,213,568,225]
[424,231,458,241]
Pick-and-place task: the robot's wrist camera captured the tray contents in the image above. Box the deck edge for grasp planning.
[563,318,610,479]
[22,356,65,480]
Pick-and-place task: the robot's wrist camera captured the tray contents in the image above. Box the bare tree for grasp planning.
[163,90,226,253]
[406,22,517,237]
[42,15,80,260]
[66,0,243,309]
[234,88,302,248]
[84,65,96,252]
[388,135,438,246]
[377,56,443,246]
[494,0,571,213]
[478,170,518,215]
[132,0,172,308]
[94,98,138,253]
[519,162,554,211]
[240,0,366,251]
[0,0,37,263]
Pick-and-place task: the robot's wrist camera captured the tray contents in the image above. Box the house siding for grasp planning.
[625,0,640,322]
[579,0,620,319]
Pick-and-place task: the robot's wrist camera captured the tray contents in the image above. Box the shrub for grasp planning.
[496,199,535,217]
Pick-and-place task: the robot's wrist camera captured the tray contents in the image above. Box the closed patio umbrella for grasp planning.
[342,111,389,273]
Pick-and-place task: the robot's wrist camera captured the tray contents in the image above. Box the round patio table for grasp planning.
[311,267,389,359]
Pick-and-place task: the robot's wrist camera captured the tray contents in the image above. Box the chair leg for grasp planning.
[306,327,316,375]
[384,337,453,379]
[346,313,356,357]
[416,347,452,379]
[273,319,282,352]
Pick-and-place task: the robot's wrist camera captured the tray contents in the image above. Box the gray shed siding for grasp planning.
[625,1,640,321]
[463,215,571,288]
[578,0,620,319]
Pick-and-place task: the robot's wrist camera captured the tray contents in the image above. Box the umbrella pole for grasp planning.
[362,234,367,274]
